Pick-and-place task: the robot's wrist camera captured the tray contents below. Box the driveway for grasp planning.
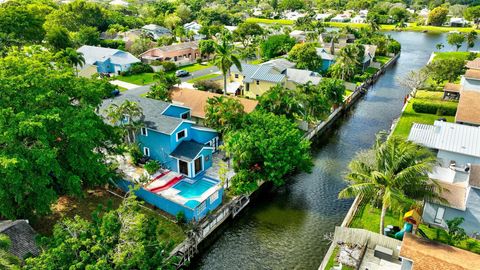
[110,80,141,90]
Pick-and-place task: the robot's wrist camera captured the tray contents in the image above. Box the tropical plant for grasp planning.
[146,83,172,102]
[260,34,296,60]
[428,6,449,26]
[446,217,468,245]
[288,42,323,71]
[466,31,478,50]
[258,84,304,120]
[56,48,86,76]
[106,100,144,144]
[204,96,245,133]
[0,234,20,269]
[212,38,242,95]
[144,160,161,175]
[330,44,363,81]
[318,78,346,107]
[199,39,215,60]
[435,43,444,51]
[338,134,443,234]
[447,32,465,51]
[427,58,465,84]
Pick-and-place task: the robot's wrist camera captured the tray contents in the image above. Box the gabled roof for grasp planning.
[466,58,480,70]
[171,88,258,119]
[316,47,335,60]
[170,140,207,161]
[443,83,461,93]
[231,64,286,83]
[455,91,480,125]
[142,24,171,34]
[0,220,39,259]
[140,41,199,57]
[77,45,140,66]
[465,69,480,80]
[408,121,480,158]
[400,233,480,270]
[284,68,322,85]
[261,58,296,72]
[100,94,192,134]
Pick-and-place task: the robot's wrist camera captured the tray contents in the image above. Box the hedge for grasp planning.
[412,100,457,116]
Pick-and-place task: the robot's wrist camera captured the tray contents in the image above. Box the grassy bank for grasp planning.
[245,17,294,25]
[433,51,475,62]
[393,90,457,138]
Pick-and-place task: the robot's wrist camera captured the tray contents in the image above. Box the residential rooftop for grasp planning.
[231,63,286,83]
[400,233,480,270]
[77,45,140,66]
[0,220,39,260]
[465,69,480,80]
[443,82,461,93]
[466,58,480,70]
[408,121,480,158]
[455,90,480,125]
[170,88,258,119]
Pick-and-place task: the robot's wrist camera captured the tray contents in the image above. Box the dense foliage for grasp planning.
[25,195,177,269]
[0,48,119,219]
[204,96,246,134]
[223,111,312,194]
[260,34,296,60]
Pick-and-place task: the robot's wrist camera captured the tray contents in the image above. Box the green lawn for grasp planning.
[365,67,379,75]
[187,73,221,83]
[245,17,294,25]
[433,51,476,62]
[349,203,403,233]
[324,22,478,33]
[393,90,457,138]
[180,62,213,73]
[116,73,156,85]
[249,58,264,64]
[375,56,392,66]
[419,225,480,254]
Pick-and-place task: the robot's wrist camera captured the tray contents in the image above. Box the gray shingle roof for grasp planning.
[231,63,285,83]
[0,220,39,259]
[100,94,187,134]
[170,140,205,161]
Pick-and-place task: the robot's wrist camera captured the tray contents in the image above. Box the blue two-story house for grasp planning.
[101,94,223,221]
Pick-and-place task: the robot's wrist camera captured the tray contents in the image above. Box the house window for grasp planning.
[181,112,190,119]
[194,157,203,175]
[176,129,187,141]
[141,127,148,136]
[256,80,260,85]
[434,207,445,224]
[197,201,206,213]
[143,147,150,157]
[235,74,239,78]
[178,160,189,175]
[210,190,219,202]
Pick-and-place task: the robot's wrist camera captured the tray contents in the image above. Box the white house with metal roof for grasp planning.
[77,45,140,75]
[230,63,287,98]
[408,121,480,236]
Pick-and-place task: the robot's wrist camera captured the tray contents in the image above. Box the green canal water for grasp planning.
[191,32,480,269]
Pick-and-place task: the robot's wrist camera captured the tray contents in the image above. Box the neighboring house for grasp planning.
[224,25,238,32]
[419,8,430,19]
[319,33,356,51]
[261,58,296,73]
[400,233,480,270]
[77,45,140,74]
[330,13,351,22]
[289,30,306,42]
[183,21,205,40]
[445,65,480,126]
[171,88,258,124]
[141,24,172,40]
[449,17,468,27]
[362,44,377,71]
[284,68,322,89]
[230,63,287,99]
[139,41,200,64]
[316,47,335,71]
[351,15,366,23]
[283,11,305,20]
[0,220,39,261]
[408,121,480,236]
[315,13,332,21]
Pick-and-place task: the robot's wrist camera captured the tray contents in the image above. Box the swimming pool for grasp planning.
[174,178,217,199]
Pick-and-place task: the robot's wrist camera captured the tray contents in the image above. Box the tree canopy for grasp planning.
[288,43,323,71]
[260,34,296,60]
[205,96,246,134]
[0,48,119,219]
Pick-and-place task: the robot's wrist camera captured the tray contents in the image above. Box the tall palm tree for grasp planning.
[331,44,362,81]
[106,100,144,144]
[339,134,444,234]
[212,37,242,95]
[58,48,85,76]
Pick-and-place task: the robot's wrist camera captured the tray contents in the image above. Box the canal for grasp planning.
[191,32,480,269]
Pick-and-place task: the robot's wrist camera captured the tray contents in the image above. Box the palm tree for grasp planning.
[467,31,478,50]
[212,37,242,95]
[106,100,144,144]
[58,48,85,76]
[338,134,444,234]
[331,44,362,81]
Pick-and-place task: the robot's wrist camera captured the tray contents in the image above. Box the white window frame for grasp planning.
[434,207,445,224]
[192,155,204,178]
[140,127,148,136]
[210,190,219,202]
[176,129,188,141]
[143,147,150,157]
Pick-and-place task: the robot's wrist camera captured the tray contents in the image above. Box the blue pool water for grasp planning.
[175,178,217,199]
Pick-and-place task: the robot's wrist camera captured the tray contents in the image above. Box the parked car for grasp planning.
[175,69,190,77]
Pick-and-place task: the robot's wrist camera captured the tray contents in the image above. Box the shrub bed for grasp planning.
[412,99,457,116]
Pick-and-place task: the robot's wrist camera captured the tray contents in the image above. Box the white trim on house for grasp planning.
[177,158,190,177]
[176,128,188,141]
[143,147,150,157]
[141,127,148,136]
[192,155,204,178]
[160,104,192,115]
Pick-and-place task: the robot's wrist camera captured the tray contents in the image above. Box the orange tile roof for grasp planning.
[170,88,258,119]
[455,91,480,125]
[466,58,480,70]
[464,69,480,80]
[400,233,480,270]
[443,83,461,92]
